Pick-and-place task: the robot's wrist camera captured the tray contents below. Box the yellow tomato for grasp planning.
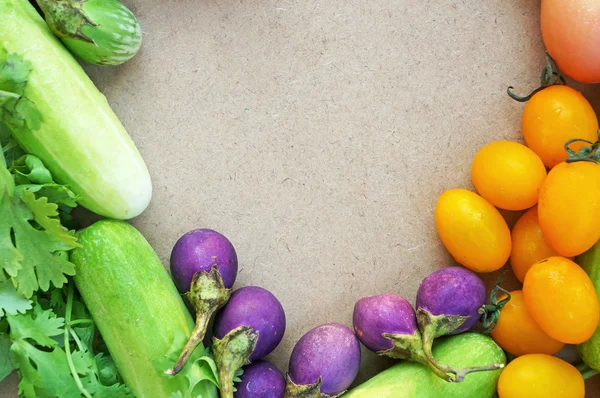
[472,141,546,211]
[522,85,598,169]
[523,256,600,344]
[510,206,564,282]
[498,354,584,398]
[538,161,600,257]
[490,291,564,356]
[435,189,511,273]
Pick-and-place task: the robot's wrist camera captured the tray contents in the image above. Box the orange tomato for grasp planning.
[435,189,511,273]
[523,256,600,344]
[538,161,600,257]
[497,354,585,398]
[522,85,598,169]
[490,290,564,356]
[510,206,564,282]
[471,141,546,211]
[542,0,600,83]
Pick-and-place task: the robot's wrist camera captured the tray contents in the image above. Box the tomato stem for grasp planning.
[564,132,600,164]
[507,52,566,102]
[576,362,599,380]
[478,271,511,333]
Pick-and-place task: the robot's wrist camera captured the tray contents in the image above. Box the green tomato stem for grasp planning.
[576,362,599,380]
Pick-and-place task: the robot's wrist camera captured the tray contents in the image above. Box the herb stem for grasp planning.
[68,319,94,327]
[64,282,93,398]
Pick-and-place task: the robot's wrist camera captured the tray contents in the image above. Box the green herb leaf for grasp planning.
[0,281,32,318]
[0,54,42,133]
[0,180,76,298]
[20,191,79,247]
[0,334,13,383]
[7,306,64,348]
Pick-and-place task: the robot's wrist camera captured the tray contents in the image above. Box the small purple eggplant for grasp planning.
[286,323,361,397]
[213,286,286,398]
[234,360,285,398]
[166,229,238,375]
[352,293,452,381]
[415,266,503,381]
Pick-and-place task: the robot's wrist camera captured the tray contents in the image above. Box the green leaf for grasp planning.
[16,183,79,208]
[94,353,120,386]
[10,339,81,398]
[0,188,76,298]
[0,54,42,133]
[20,191,79,247]
[0,334,13,383]
[0,281,32,318]
[12,155,52,184]
[7,307,64,348]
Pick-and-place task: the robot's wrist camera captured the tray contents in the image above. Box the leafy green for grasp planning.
[0,281,31,318]
[0,54,42,133]
[1,158,77,298]
[0,334,13,383]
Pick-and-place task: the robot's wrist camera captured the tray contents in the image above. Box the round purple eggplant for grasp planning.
[415,266,503,381]
[170,228,238,292]
[166,229,238,376]
[352,293,453,381]
[213,286,286,398]
[287,323,360,396]
[234,360,285,398]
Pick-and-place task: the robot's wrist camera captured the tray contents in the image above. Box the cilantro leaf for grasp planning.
[20,191,79,247]
[0,334,13,383]
[16,183,79,208]
[1,122,23,167]
[0,281,32,318]
[0,184,76,298]
[0,54,42,133]
[10,340,81,398]
[7,307,64,348]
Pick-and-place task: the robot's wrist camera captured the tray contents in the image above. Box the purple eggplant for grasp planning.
[234,360,285,398]
[166,228,238,375]
[415,266,503,381]
[352,293,452,381]
[213,286,286,398]
[286,323,360,397]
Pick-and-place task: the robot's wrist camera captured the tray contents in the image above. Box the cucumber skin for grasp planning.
[71,220,195,397]
[576,240,600,370]
[343,333,506,398]
[0,0,151,220]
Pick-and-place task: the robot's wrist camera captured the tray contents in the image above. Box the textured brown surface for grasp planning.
[3,0,600,395]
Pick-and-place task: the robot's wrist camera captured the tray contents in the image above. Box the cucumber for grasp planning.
[576,239,600,370]
[0,0,151,219]
[70,220,216,398]
[342,333,506,398]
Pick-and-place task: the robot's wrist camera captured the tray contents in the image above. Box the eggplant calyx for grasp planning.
[284,375,337,398]
[380,330,454,381]
[166,265,232,376]
[35,0,97,43]
[213,326,259,398]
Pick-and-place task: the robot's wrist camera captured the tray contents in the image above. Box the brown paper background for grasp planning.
[3,0,600,395]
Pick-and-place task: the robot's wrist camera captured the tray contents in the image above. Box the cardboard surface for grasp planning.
[3,0,600,395]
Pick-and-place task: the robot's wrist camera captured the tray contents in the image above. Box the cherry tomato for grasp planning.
[490,290,564,356]
[542,0,600,83]
[498,354,585,398]
[471,140,546,211]
[510,206,564,282]
[538,161,600,257]
[522,85,598,169]
[523,256,600,344]
[435,189,511,273]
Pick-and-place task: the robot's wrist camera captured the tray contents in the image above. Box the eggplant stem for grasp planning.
[165,310,212,375]
[453,363,505,382]
[212,326,258,398]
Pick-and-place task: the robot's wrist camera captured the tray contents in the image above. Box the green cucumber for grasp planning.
[0,0,151,219]
[576,239,600,370]
[343,333,506,398]
[70,220,216,398]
